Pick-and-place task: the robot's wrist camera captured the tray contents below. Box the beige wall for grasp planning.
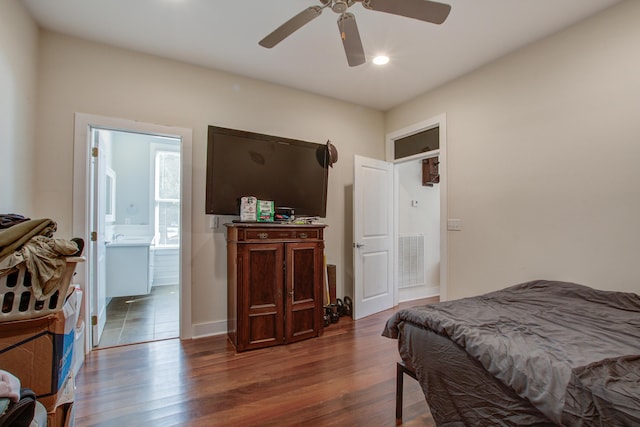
[10,0,639,334]
[34,31,384,330]
[0,0,38,213]
[387,0,640,299]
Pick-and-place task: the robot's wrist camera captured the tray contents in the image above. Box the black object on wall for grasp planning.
[205,126,329,217]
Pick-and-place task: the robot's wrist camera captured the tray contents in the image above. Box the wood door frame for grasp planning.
[73,113,193,352]
[386,113,448,302]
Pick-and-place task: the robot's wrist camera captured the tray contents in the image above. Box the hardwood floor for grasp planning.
[74,298,438,427]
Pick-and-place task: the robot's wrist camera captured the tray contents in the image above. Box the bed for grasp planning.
[382,280,640,426]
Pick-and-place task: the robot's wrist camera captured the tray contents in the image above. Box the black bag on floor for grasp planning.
[0,388,36,427]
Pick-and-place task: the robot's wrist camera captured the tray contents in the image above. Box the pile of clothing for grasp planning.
[0,214,82,300]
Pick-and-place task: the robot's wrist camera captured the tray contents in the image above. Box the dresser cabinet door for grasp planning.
[285,241,323,343]
[238,242,285,351]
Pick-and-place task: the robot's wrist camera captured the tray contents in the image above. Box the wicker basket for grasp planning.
[0,256,84,322]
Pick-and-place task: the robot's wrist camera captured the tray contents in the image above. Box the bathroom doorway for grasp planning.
[73,113,193,355]
[94,129,181,348]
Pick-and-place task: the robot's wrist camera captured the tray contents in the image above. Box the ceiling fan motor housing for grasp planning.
[332,0,349,14]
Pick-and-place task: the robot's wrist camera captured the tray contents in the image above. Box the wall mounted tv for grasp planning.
[205,126,329,217]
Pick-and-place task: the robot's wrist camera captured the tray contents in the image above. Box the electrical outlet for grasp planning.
[447,219,462,231]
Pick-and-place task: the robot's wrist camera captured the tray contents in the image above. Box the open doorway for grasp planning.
[396,155,440,302]
[73,113,193,355]
[94,129,181,348]
[352,114,447,319]
[388,113,447,303]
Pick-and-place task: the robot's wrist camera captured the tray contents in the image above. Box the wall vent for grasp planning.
[398,234,425,289]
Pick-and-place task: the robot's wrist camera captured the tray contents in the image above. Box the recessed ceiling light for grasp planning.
[373,55,389,65]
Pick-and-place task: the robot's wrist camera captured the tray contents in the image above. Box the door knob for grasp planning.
[353,243,365,248]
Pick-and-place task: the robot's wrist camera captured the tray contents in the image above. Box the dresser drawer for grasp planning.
[240,228,321,241]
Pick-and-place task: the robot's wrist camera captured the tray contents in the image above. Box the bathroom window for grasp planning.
[154,150,180,246]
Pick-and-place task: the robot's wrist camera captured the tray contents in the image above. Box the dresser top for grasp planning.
[224,222,327,228]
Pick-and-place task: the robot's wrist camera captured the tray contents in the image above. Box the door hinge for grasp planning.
[92,147,98,157]
[91,315,97,326]
[90,231,97,242]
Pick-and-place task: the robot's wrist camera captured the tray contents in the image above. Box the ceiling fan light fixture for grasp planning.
[373,55,389,65]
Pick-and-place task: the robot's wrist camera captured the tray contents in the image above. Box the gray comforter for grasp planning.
[382,280,640,425]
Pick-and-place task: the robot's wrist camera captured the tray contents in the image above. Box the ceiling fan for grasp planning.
[259,0,451,67]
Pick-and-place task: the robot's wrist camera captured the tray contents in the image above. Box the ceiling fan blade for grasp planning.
[259,6,323,48]
[363,0,451,24]
[338,13,366,67]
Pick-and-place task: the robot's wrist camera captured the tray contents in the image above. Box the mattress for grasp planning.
[383,280,640,426]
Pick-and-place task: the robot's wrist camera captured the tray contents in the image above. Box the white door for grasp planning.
[90,128,107,346]
[353,155,394,319]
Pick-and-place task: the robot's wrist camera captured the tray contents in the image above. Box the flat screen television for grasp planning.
[205,126,329,217]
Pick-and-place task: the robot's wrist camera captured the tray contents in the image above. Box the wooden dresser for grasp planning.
[225,223,326,352]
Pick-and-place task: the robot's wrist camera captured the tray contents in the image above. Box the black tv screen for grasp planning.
[205,126,329,217]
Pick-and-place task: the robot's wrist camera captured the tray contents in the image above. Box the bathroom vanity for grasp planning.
[105,236,153,297]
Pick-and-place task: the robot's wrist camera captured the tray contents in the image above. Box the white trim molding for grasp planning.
[73,113,194,344]
[386,113,448,302]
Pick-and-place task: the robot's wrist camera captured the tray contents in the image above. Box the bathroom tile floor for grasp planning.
[98,284,179,348]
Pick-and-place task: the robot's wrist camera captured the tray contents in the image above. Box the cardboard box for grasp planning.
[48,373,75,427]
[257,199,274,222]
[47,402,74,427]
[240,196,257,221]
[0,293,76,411]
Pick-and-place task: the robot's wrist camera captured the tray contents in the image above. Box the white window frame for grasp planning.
[152,146,181,248]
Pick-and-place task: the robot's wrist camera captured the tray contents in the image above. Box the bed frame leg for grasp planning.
[396,362,404,424]
[396,361,418,424]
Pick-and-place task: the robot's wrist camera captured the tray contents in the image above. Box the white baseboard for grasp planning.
[399,285,440,303]
[191,319,228,339]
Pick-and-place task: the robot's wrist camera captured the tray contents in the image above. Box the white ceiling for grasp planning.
[21,0,621,111]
